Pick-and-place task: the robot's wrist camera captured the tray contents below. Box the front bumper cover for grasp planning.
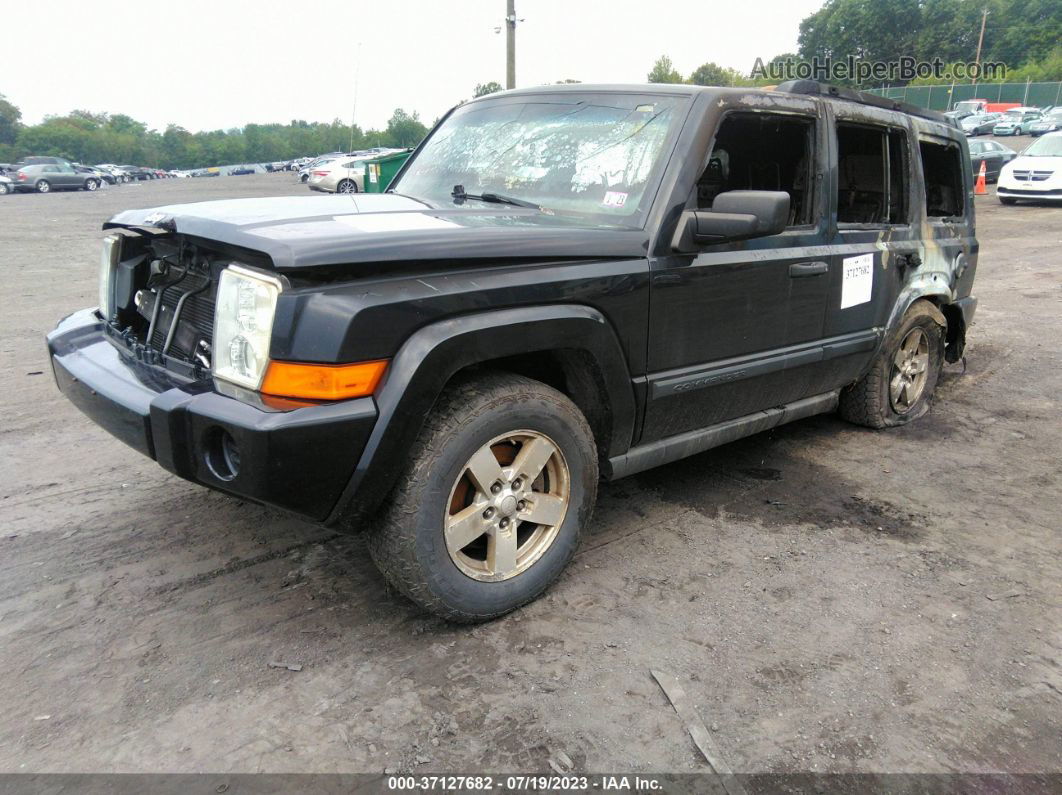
[47,309,378,523]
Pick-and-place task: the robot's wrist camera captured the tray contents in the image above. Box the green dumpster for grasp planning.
[362,149,413,193]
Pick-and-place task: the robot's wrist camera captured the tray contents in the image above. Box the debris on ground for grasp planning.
[651,669,747,795]
[267,661,303,672]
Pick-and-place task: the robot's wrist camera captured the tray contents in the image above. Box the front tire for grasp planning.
[368,372,598,622]
[84,178,99,191]
[999,197,1017,205]
[839,300,946,429]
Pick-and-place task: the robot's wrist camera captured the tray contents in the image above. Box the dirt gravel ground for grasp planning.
[0,168,1059,777]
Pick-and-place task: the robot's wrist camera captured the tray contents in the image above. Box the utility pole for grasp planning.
[350,42,363,152]
[506,0,517,90]
[973,7,988,86]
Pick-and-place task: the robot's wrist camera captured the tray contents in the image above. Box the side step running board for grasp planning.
[608,391,839,480]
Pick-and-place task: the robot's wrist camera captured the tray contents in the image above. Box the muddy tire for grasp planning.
[839,300,946,429]
[367,372,597,622]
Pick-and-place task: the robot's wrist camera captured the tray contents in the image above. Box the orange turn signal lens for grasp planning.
[261,359,388,400]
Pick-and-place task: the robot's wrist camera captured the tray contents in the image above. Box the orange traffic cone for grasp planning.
[975,160,987,195]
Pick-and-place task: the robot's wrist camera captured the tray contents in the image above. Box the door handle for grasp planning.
[789,261,828,277]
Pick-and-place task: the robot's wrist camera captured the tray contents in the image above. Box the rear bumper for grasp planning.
[48,309,378,523]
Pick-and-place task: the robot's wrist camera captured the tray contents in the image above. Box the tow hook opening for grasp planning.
[205,427,241,481]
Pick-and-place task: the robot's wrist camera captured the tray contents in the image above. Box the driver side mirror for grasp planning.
[672,190,791,252]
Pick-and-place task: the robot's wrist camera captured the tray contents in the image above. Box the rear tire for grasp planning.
[368,372,598,622]
[839,300,946,429]
[337,179,358,193]
[35,180,50,194]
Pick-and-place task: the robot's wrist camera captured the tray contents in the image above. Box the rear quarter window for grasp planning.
[919,139,965,220]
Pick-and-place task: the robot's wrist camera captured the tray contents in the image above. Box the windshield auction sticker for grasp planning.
[841,253,874,308]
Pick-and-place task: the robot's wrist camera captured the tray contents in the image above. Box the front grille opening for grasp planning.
[111,237,223,373]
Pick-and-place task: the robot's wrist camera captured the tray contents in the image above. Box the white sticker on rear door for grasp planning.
[602,191,628,208]
[841,253,874,309]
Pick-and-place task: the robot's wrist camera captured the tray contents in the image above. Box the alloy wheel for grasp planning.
[444,430,570,582]
[890,328,930,413]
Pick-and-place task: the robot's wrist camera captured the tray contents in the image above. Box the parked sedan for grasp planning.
[969,139,1017,182]
[997,131,1062,204]
[993,110,1043,136]
[10,163,102,193]
[1029,111,1062,136]
[960,113,1000,136]
[306,156,375,193]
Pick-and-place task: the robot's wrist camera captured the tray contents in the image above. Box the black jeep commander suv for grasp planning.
[48,81,977,621]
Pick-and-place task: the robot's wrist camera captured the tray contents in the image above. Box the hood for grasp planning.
[104,193,649,270]
[1003,154,1062,172]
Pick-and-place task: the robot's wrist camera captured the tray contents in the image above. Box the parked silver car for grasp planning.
[10,163,102,193]
[306,156,376,193]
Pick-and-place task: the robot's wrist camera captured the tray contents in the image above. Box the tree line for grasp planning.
[649,0,1062,88]
[0,77,590,170]
[0,99,429,170]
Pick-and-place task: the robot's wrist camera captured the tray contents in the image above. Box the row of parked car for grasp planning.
[0,157,182,194]
[955,106,1062,137]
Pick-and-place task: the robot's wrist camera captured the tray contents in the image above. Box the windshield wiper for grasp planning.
[451,185,543,210]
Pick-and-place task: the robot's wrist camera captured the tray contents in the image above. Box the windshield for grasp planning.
[1023,135,1062,157]
[393,92,687,228]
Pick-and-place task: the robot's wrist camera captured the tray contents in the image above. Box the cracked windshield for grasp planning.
[395,93,684,226]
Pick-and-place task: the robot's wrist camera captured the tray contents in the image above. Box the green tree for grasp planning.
[473,81,503,98]
[0,93,23,145]
[385,108,428,148]
[690,62,734,86]
[798,0,922,83]
[648,55,684,84]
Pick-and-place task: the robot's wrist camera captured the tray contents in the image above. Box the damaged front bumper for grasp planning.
[47,309,378,523]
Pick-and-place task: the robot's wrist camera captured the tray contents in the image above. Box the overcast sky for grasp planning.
[6,0,823,132]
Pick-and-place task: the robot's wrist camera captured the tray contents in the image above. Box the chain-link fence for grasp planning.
[865,82,1062,111]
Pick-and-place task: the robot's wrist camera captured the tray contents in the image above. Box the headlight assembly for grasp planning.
[213,264,283,390]
[97,234,121,321]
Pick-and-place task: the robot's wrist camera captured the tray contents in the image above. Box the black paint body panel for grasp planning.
[50,84,978,528]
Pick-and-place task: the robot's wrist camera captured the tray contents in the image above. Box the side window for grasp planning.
[697,112,816,226]
[919,139,965,219]
[836,123,909,225]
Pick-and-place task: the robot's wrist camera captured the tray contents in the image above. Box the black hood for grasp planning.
[104,193,649,270]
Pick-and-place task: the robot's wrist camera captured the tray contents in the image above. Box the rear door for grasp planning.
[818,106,918,390]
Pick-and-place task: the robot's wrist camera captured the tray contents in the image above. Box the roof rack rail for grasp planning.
[775,80,951,125]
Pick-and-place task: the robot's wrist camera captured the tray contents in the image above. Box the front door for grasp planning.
[643,100,832,442]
